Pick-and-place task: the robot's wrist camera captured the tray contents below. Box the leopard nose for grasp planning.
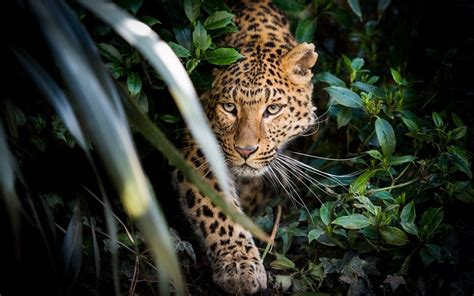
[235,145,258,159]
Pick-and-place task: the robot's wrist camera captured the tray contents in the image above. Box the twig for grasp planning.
[261,204,282,261]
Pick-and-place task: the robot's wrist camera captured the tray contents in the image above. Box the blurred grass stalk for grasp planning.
[77,0,270,241]
[20,0,184,294]
[15,0,268,294]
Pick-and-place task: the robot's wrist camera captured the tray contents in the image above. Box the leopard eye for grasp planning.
[265,104,282,115]
[222,103,236,114]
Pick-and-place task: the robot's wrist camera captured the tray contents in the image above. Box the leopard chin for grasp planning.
[231,164,269,177]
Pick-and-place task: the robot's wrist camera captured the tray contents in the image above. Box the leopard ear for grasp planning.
[282,42,318,84]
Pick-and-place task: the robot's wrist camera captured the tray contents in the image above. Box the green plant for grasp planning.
[2,0,472,295]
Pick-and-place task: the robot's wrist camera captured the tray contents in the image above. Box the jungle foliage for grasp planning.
[1,0,473,295]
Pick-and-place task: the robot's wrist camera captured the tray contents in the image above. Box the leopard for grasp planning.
[177,0,318,293]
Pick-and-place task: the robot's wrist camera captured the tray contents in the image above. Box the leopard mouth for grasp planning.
[232,163,267,177]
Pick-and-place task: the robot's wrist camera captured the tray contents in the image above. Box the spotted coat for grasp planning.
[177,0,318,293]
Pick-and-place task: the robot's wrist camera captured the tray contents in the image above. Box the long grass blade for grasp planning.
[78,0,234,201]
[16,49,122,294]
[21,0,185,293]
[124,94,270,242]
[79,0,268,241]
[60,198,83,294]
[0,121,22,256]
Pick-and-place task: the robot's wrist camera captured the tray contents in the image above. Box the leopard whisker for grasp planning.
[267,163,301,209]
[280,154,359,183]
[282,157,348,191]
[276,156,340,199]
[288,150,364,163]
[272,159,312,218]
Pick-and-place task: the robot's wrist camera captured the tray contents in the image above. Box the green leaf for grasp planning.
[315,72,346,87]
[173,27,192,51]
[351,58,364,72]
[320,202,333,226]
[97,43,122,63]
[380,226,408,246]
[419,208,444,240]
[139,16,161,26]
[447,146,472,178]
[402,117,420,133]
[186,59,200,73]
[193,22,212,52]
[160,114,181,124]
[401,201,416,224]
[350,169,377,194]
[401,222,418,236]
[352,82,383,98]
[325,86,363,108]
[336,107,352,128]
[400,202,418,235]
[361,225,379,240]
[128,0,143,14]
[367,150,383,161]
[452,113,464,126]
[308,229,324,243]
[275,275,292,292]
[347,0,362,20]
[426,244,442,260]
[295,17,317,43]
[168,42,192,58]
[105,62,124,79]
[270,253,296,270]
[375,117,396,158]
[184,0,200,23]
[204,11,234,30]
[377,0,391,16]
[332,214,370,229]
[420,247,434,266]
[389,155,416,166]
[205,48,242,65]
[456,186,474,203]
[451,126,467,140]
[367,75,379,84]
[432,112,443,127]
[127,72,142,96]
[137,91,149,113]
[208,22,238,38]
[390,68,402,85]
[201,0,231,13]
[371,191,394,202]
[354,195,379,215]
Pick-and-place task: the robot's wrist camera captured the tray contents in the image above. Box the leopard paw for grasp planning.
[213,252,267,294]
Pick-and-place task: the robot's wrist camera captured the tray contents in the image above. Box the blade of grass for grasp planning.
[80,0,268,241]
[0,121,22,257]
[16,49,122,294]
[123,93,270,242]
[60,198,83,294]
[78,0,233,202]
[21,1,185,294]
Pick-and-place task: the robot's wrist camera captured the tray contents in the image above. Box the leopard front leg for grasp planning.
[178,176,267,294]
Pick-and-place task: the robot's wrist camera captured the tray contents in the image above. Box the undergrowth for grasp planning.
[1,0,473,295]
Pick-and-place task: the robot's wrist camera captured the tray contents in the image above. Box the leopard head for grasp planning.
[205,43,318,177]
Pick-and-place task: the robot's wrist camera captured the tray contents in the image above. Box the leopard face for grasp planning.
[204,43,318,177]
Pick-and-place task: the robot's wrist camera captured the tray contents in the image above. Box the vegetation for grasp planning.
[1,0,473,295]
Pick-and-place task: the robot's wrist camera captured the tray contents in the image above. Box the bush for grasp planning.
[1,0,473,295]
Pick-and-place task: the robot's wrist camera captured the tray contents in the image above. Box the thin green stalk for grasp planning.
[123,95,270,243]
[367,178,420,194]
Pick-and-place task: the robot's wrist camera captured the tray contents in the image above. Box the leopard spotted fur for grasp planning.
[177,0,318,293]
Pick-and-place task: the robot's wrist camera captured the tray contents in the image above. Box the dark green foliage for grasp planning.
[2,0,473,295]
[257,0,474,294]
